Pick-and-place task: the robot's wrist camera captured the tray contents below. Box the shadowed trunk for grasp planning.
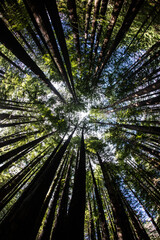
[97,153,135,240]
[84,0,94,51]
[67,0,81,64]
[50,155,73,240]
[90,160,110,240]
[25,0,74,98]
[94,0,108,55]
[0,129,75,240]
[66,130,86,240]
[0,17,65,103]
[98,0,124,64]
[89,0,101,66]
[96,0,144,80]
[44,0,77,101]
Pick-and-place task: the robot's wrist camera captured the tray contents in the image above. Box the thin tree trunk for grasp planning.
[0,146,50,203]
[92,191,102,240]
[26,24,45,55]
[123,40,160,79]
[124,6,158,54]
[103,79,160,109]
[119,123,160,136]
[88,193,96,240]
[0,146,51,211]
[0,113,36,120]
[35,155,69,240]
[0,130,40,148]
[17,30,34,54]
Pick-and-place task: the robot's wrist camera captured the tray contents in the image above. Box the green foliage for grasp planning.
[85,137,105,154]
[0,1,159,238]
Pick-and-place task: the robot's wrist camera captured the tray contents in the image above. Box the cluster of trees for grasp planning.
[0,0,159,239]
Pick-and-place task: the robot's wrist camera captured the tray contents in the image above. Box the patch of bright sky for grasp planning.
[77,110,89,121]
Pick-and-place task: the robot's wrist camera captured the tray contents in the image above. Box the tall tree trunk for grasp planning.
[67,0,81,64]
[0,129,75,240]
[44,0,77,101]
[0,50,26,73]
[90,160,110,240]
[124,6,158,54]
[97,0,124,64]
[104,79,160,109]
[0,129,40,148]
[0,132,53,164]
[26,24,45,55]
[84,0,93,51]
[127,183,160,236]
[97,153,135,240]
[25,0,75,98]
[35,154,68,240]
[119,123,160,136]
[51,155,73,240]
[121,194,151,240]
[66,130,86,240]
[89,0,101,66]
[0,146,50,203]
[0,18,66,103]
[96,0,144,80]
[0,146,51,211]
[94,0,108,55]
[0,119,43,128]
[88,193,96,240]
[0,113,36,120]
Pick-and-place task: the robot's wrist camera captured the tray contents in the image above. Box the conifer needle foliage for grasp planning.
[0,0,160,239]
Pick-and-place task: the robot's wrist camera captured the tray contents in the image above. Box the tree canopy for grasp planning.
[0,0,160,239]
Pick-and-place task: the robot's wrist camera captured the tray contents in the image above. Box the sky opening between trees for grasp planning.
[0,0,160,239]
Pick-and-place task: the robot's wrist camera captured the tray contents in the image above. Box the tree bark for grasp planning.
[84,0,94,51]
[0,49,26,73]
[0,129,75,240]
[0,132,53,164]
[96,0,144,80]
[0,17,66,103]
[97,153,135,240]
[94,0,108,55]
[44,0,77,101]
[67,0,81,64]
[25,0,75,98]
[90,160,110,240]
[89,0,101,66]
[66,130,86,240]
[98,0,124,64]
[51,155,73,240]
